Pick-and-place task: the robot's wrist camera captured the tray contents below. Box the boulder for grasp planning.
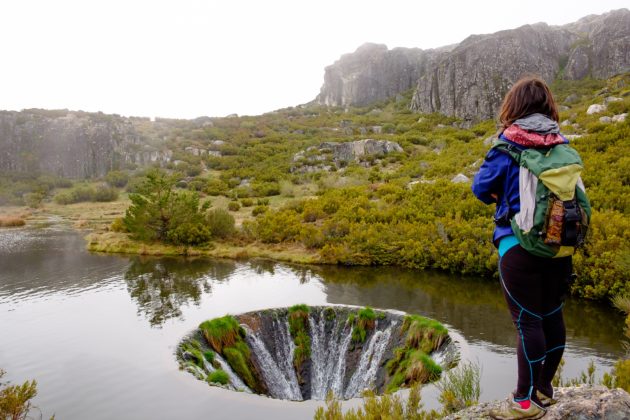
[564,93,580,103]
[451,174,471,183]
[444,386,630,420]
[604,96,623,103]
[587,104,607,115]
[599,116,612,123]
[613,113,627,123]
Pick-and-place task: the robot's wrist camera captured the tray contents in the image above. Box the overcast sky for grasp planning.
[0,0,627,119]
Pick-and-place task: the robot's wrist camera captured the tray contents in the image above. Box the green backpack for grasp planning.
[493,140,591,258]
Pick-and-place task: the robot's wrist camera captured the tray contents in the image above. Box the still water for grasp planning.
[0,226,625,419]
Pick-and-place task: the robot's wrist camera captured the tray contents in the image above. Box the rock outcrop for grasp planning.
[412,9,630,121]
[410,22,576,122]
[317,9,630,122]
[292,139,403,172]
[444,386,630,420]
[0,109,172,178]
[316,43,450,108]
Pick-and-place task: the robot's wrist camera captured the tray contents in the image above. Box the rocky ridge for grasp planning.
[317,9,630,122]
[0,110,174,178]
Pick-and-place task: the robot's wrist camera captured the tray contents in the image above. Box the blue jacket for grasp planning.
[472,136,522,246]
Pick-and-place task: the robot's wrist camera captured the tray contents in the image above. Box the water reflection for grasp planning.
[0,227,127,301]
[305,265,625,355]
[124,256,236,326]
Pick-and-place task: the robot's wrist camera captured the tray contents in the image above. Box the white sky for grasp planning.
[0,0,627,119]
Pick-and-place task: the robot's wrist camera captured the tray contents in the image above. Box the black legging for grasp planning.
[499,244,572,402]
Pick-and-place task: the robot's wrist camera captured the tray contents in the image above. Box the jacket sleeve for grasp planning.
[472,149,511,205]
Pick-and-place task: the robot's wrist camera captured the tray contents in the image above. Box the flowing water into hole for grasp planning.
[344,320,397,399]
[179,306,457,400]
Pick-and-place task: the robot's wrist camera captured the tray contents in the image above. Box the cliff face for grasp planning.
[411,23,576,121]
[316,43,448,107]
[564,9,630,79]
[317,9,630,121]
[0,110,170,178]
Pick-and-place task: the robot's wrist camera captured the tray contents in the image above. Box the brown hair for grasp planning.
[499,75,558,129]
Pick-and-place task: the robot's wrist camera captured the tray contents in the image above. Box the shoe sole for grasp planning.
[489,410,546,420]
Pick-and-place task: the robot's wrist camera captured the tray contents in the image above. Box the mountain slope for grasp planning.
[317,9,630,121]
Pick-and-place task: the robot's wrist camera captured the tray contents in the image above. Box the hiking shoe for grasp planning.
[489,394,546,420]
[535,390,557,407]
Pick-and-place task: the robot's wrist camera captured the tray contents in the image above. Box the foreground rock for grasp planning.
[444,386,630,419]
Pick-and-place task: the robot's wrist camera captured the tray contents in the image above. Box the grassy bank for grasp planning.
[85,231,321,263]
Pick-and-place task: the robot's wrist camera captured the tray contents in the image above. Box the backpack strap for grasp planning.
[491,139,523,163]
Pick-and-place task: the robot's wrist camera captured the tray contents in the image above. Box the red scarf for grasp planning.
[503,125,566,148]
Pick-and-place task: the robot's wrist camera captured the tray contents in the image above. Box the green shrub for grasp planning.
[437,361,482,413]
[207,209,235,238]
[94,185,119,202]
[609,359,630,392]
[252,182,281,197]
[251,205,268,216]
[240,198,254,207]
[105,170,129,188]
[110,217,127,232]
[166,222,212,245]
[0,369,39,420]
[22,192,44,208]
[314,384,439,420]
[53,190,75,205]
[188,179,206,192]
[227,201,241,211]
[72,185,97,201]
[204,178,229,196]
[53,184,98,204]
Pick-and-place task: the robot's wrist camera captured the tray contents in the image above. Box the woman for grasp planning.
[472,76,573,420]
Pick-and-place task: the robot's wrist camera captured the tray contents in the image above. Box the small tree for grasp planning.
[123,169,211,245]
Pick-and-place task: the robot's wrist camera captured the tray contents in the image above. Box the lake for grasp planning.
[0,226,625,419]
